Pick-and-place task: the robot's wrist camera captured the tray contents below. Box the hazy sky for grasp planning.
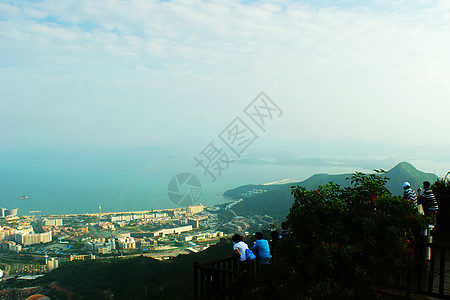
[1,0,450,150]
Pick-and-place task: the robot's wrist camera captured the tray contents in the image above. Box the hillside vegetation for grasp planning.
[248,171,428,299]
[32,241,233,299]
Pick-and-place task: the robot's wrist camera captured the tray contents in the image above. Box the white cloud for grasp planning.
[1,0,450,148]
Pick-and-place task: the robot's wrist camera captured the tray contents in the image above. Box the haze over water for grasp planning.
[1,143,448,215]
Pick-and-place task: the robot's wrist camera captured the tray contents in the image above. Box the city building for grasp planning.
[0,227,12,241]
[180,231,223,242]
[42,219,63,227]
[117,237,136,249]
[46,257,59,271]
[16,231,52,246]
[187,205,204,215]
[98,222,115,230]
[85,238,116,254]
[0,207,18,218]
[137,238,157,250]
[152,225,193,237]
[97,244,112,254]
[70,254,95,261]
[188,216,208,228]
[110,213,168,222]
[0,241,22,252]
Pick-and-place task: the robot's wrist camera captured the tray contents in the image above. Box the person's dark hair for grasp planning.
[271,231,279,241]
[255,232,263,240]
[423,181,431,189]
[281,222,288,230]
[232,234,242,243]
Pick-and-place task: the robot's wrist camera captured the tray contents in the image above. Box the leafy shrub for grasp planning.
[267,171,427,300]
[431,176,450,228]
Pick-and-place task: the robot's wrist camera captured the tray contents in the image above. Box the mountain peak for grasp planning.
[390,162,417,172]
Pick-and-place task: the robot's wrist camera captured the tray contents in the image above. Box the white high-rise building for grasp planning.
[46,257,59,271]
[16,231,52,246]
[42,219,63,227]
[117,237,136,249]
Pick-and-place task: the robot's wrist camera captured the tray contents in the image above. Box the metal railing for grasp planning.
[194,242,450,299]
[404,241,450,299]
[193,256,258,300]
[384,241,450,299]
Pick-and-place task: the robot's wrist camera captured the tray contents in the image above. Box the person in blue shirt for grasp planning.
[252,232,271,265]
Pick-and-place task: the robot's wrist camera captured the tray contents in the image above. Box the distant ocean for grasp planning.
[0,147,445,215]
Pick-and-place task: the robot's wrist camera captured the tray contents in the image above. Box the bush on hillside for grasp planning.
[259,171,427,300]
[431,176,450,228]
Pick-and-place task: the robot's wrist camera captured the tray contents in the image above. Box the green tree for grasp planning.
[431,176,450,228]
[265,171,427,299]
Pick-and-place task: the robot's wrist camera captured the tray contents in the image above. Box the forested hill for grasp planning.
[224,162,438,218]
[33,241,233,299]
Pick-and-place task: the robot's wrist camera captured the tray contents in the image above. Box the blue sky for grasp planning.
[1,0,450,151]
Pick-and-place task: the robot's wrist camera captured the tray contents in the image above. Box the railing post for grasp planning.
[228,258,233,299]
[406,265,411,298]
[193,262,199,300]
[193,255,265,300]
[221,261,227,294]
[439,248,446,296]
[200,267,205,300]
[428,245,436,293]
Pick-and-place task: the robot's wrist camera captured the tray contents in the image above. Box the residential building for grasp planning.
[117,237,136,249]
[187,205,204,215]
[16,231,52,246]
[46,257,59,271]
[70,254,95,261]
[152,225,193,237]
[42,219,63,227]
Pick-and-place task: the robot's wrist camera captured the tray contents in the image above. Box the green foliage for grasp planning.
[431,176,450,227]
[29,241,233,299]
[273,170,427,300]
[431,177,450,198]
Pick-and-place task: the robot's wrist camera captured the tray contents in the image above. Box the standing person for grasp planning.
[269,231,279,254]
[417,181,439,226]
[269,231,280,264]
[280,222,292,239]
[252,232,271,265]
[402,182,418,210]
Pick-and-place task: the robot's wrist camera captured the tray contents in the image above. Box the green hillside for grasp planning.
[384,162,438,194]
[31,241,234,299]
[227,162,438,218]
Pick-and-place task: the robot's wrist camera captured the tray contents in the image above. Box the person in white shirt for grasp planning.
[232,234,249,261]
